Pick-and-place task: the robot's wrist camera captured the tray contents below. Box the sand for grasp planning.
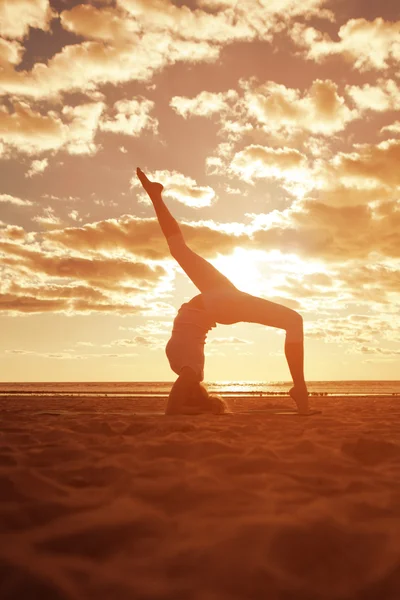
[1,394,400,600]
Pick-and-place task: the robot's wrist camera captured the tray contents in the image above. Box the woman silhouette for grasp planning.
[137,168,313,415]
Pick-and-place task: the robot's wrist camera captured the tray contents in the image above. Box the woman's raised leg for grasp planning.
[137,168,235,293]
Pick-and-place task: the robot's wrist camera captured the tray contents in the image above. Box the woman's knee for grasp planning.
[286,310,303,342]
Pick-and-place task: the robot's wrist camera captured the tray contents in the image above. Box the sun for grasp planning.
[211,247,265,295]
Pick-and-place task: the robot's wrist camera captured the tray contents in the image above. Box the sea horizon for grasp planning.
[1,380,400,397]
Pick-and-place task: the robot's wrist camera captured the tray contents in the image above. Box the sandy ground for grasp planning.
[1,394,400,600]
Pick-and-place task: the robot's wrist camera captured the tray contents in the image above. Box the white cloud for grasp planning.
[230,145,311,197]
[62,102,105,155]
[170,90,238,118]
[68,210,80,222]
[171,79,359,145]
[381,121,400,135]
[26,158,49,178]
[60,4,140,42]
[242,79,358,135]
[0,193,33,206]
[0,0,333,100]
[32,207,63,228]
[100,98,158,136]
[0,101,104,156]
[131,170,217,208]
[0,0,54,40]
[290,18,400,72]
[346,79,400,112]
[0,38,24,66]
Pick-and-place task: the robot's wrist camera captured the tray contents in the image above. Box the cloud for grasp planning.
[171,79,359,148]
[25,158,49,178]
[0,194,33,206]
[381,121,400,135]
[46,214,244,260]
[290,18,400,71]
[0,0,332,100]
[346,79,400,113]
[0,239,165,289]
[0,100,105,155]
[0,31,218,101]
[61,102,105,155]
[0,225,28,241]
[250,198,400,262]
[0,101,66,154]
[0,221,170,315]
[170,90,238,118]
[0,38,24,66]
[231,145,307,179]
[242,79,358,135]
[0,293,67,313]
[0,0,54,40]
[0,98,158,157]
[33,207,63,229]
[3,348,139,360]
[305,314,397,345]
[1,199,399,318]
[131,170,217,208]
[110,335,164,349]
[59,3,140,42]
[46,192,400,267]
[230,145,311,197]
[100,98,158,136]
[210,337,252,345]
[68,210,81,222]
[0,216,171,318]
[330,139,400,188]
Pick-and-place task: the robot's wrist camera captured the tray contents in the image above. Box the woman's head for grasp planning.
[166,369,228,415]
[186,381,228,414]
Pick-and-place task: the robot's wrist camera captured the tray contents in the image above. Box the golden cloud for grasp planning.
[331,139,400,188]
[231,145,307,178]
[46,215,242,259]
[0,0,54,40]
[25,158,49,178]
[172,79,359,145]
[346,79,400,112]
[0,101,105,155]
[100,98,158,136]
[0,0,332,100]
[0,38,24,65]
[0,240,165,288]
[60,3,140,42]
[0,194,33,206]
[132,170,217,208]
[170,90,238,118]
[290,18,400,71]
[242,79,358,135]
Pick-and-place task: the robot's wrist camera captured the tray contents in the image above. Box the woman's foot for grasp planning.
[289,385,311,415]
[137,167,164,199]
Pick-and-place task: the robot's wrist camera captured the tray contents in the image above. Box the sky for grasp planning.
[0,0,399,382]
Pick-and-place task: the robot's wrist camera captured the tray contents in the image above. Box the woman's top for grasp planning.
[165,301,216,382]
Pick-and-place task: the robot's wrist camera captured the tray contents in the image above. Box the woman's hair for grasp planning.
[166,372,229,415]
[187,382,228,414]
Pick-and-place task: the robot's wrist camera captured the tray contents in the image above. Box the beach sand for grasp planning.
[1,394,400,600]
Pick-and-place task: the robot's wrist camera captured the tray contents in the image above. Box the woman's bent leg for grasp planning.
[215,292,310,413]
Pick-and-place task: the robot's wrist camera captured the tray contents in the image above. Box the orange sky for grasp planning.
[1,0,399,382]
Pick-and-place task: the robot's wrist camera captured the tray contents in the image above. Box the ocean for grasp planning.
[0,381,399,397]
